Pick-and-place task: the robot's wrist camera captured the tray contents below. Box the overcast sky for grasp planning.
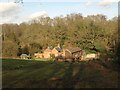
[0,0,119,24]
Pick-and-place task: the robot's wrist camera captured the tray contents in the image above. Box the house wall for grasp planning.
[64,50,83,59]
[43,52,51,58]
[72,51,82,58]
[34,53,43,58]
[51,48,59,57]
[64,50,72,58]
[81,53,99,61]
[42,48,53,58]
[72,52,82,60]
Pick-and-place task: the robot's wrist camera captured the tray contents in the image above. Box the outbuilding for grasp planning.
[63,47,83,60]
[20,54,29,59]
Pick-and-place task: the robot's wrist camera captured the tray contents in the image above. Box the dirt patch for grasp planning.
[49,77,62,81]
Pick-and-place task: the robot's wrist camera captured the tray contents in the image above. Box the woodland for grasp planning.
[1,13,119,60]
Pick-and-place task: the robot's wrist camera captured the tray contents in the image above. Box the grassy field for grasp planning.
[2,58,119,88]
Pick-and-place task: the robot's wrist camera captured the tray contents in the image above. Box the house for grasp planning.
[34,47,53,59]
[63,47,83,60]
[34,53,44,58]
[34,45,62,59]
[51,47,62,57]
[20,54,30,59]
[43,46,53,58]
[33,45,83,61]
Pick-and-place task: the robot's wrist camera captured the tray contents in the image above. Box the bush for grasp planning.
[50,54,55,59]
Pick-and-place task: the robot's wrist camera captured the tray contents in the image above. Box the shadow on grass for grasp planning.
[62,63,74,88]
[2,59,59,88]
[2,59,119,88]
[2,59,70,88]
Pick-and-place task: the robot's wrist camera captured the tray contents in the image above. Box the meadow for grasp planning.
[2,58,119,88]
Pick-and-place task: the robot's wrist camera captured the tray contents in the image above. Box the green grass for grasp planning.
[2,58,119,88]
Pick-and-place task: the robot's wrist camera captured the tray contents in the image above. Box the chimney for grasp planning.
[57,43,60,48]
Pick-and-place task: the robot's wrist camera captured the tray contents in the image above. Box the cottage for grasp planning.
[34,46,62,59]
[63,47,83,61]
[51,47,62,57]
[33,45,84,62]
[42,47,53,58]
[34,53,43,58]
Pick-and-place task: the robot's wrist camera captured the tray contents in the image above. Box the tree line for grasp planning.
[1,13,118,60]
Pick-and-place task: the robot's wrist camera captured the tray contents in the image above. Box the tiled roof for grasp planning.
[55,47,62,52]
[66,47,82,53]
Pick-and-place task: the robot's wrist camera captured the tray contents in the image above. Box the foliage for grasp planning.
[2,14,118,59]
[50,54,55,59]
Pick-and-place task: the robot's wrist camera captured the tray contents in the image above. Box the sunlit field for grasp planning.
[2,58,119,88]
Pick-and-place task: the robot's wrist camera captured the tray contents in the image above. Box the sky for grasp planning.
[0,0,119,24]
